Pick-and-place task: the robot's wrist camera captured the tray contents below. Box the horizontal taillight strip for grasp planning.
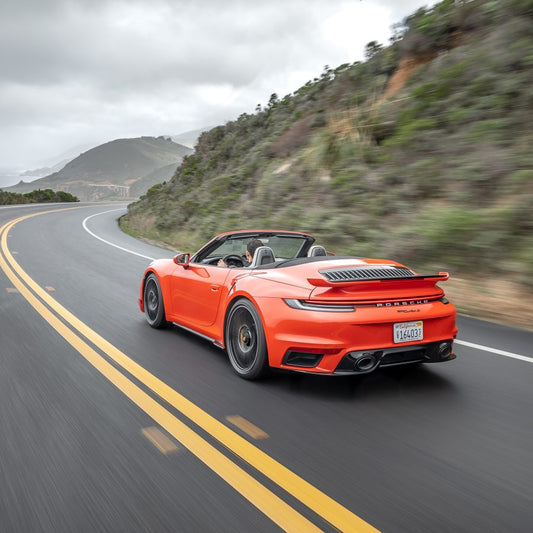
[284,299,355,312]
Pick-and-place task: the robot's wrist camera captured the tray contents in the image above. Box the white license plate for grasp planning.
[393,321,423,343]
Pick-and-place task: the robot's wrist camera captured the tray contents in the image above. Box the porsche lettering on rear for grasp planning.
[376,299,430,307]
[139,230,457,380]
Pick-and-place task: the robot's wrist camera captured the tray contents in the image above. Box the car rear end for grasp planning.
[256,260,457,374]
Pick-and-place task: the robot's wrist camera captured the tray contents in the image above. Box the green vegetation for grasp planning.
[122,0,533,295]
[0,189,79,205]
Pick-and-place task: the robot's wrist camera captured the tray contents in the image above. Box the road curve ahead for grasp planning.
[0,203,532,533]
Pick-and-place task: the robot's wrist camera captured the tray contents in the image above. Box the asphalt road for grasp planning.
[1,203,532,533]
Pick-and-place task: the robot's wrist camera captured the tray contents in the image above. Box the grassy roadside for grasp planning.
[444,277,533,331]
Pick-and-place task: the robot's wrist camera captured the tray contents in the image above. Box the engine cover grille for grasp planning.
[319,265,415,282]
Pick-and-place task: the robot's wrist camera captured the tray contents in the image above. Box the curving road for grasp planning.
[1,203,532,533]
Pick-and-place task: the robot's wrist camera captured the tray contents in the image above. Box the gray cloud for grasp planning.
[0,0,436,170]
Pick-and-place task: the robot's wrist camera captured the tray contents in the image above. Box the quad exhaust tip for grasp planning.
[349,351,382,373]
[438,341,453,359]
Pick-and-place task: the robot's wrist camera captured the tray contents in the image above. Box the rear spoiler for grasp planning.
[307,272,449,287]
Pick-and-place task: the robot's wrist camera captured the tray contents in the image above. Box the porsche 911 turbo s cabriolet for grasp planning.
[139,230,457,379]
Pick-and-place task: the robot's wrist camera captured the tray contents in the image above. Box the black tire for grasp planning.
[225,299,268,380]
[143,274,168,328]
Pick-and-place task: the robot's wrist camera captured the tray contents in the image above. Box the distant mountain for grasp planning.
[0,143,98,188]
[171,127,213,149]
[21,158,71,179]
[35,142,98,169]
[6,136,193,201]
[0,171,22,189]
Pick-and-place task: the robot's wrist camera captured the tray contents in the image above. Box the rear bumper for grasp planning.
[254,296,458,374]
[334,340,455,374]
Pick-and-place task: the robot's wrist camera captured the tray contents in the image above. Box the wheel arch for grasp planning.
[143,268,173,302]
[223,295,269,379]
[141,268,157,291]
[223,293,268,352]
[142,269,170,325]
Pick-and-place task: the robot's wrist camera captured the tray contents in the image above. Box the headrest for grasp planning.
[250,246,276,267]
[308,245,327,257]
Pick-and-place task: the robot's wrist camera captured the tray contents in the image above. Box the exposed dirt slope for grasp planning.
[383,56,431,100]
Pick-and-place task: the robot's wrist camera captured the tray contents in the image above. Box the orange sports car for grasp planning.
[139,230,457,379]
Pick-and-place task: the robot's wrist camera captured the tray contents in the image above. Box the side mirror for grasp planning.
[173,253,190,268]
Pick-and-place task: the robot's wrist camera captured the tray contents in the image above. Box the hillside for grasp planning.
[5,136,192,201]
[121,0,533,327]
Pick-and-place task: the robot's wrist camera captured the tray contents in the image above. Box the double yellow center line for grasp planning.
[0,207,379,533]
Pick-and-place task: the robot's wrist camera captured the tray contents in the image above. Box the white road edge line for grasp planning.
[455,339,532,363]
[82,208,533,365]
[82,208,155,261]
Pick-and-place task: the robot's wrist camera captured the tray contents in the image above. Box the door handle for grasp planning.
[210,285,220,292]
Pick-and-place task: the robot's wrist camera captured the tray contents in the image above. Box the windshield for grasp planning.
[196,233,313,263]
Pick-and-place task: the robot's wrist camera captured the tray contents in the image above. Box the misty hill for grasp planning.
[6,136,193,201]
[21,159,71,179]
[122,0,533,327]
[171,127,214,148]
[0,170,22,189]
[35,142,98,169]
[20,142,99,179]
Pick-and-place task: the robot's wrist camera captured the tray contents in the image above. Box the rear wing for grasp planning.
[307,271,449,288]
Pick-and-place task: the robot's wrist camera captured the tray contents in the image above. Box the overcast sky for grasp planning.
[0,0,434,171]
